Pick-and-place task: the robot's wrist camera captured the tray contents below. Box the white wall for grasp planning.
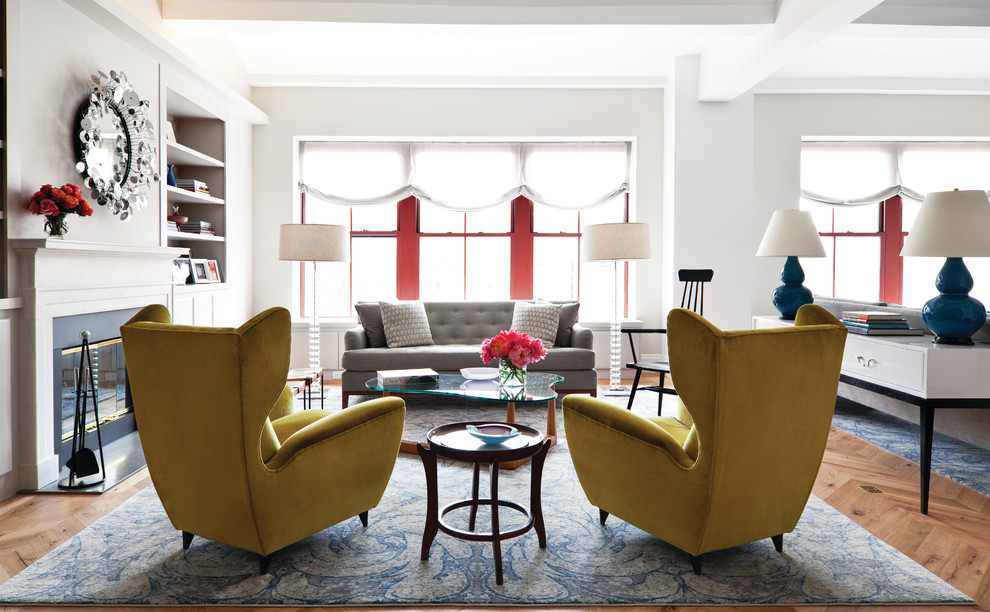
[250,86,666,367]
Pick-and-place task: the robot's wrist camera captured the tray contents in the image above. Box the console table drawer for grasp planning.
[841,336,924,394]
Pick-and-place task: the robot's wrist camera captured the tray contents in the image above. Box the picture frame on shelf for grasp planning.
[206,260,222,283]
[191,258,211,284]
[172,258,192,285]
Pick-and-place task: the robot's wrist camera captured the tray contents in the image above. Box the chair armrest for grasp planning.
[343,326,370,350]
[266,397,404,470]
[620,327,667,334]
[570,324,594,349]
[562,395,694,468]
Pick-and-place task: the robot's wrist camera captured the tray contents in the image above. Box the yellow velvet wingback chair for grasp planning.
[562,304,846,574]
[120,304,405,573]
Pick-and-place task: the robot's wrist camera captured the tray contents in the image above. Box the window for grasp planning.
[800,142,990,307]
[300,194,628,320]
[297,140,635,321]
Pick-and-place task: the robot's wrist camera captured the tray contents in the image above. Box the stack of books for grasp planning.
[166,220,179,233]
[175,179,210,195]
[841,311,924,336]
[377,368,439,386]
[179,220,214,235]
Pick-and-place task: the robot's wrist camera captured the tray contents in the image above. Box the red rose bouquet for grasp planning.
[27,183,94,237]
[480,329,547,387]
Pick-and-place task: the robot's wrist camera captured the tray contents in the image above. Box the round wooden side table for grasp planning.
[417,421,551,585]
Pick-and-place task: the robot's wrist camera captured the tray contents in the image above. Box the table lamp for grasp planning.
[582,222,652,393]
[756,209,827,320]
[278,224,350,370]
[900,189,990,345]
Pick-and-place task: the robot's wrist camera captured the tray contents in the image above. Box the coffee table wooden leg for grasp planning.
[505,401,515,423]
[530,439,551,548]
[490,458,503,586]
[469,461,481,531]
[546,398,556,440]
[417,443,440,560]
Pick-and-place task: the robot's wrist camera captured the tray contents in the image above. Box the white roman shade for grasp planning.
[801,141,990,207]
[299,140,630,211]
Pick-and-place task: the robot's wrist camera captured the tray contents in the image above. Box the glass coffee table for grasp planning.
[365,373,563,461]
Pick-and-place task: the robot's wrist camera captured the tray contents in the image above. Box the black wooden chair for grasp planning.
[621,269,713,414]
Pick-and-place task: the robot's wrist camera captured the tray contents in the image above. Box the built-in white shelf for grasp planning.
[167,231,225,243]
[166,141,224,168]
[166,185,224,205]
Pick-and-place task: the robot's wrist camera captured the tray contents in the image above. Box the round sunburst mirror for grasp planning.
[75,70,159,221]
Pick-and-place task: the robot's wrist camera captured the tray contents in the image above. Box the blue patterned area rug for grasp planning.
[0,397,973,607]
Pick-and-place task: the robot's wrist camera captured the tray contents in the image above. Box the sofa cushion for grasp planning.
[380,301,435,348]
[342,344,596,372]
[555,302,580,347]
[355,302,387,348]
[511,301,560,346]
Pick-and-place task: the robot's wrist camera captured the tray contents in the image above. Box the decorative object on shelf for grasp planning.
[167,205,188,226]
[171,257,192,285]
[279,224,350,370]
[166,164,177,187]
[756,209,827,320]
[59,330,106,489]
[26,182,94,237]
[480,329,547,389]
[75,70,159,221]
[901,189,990,345]
[582,222,652,394]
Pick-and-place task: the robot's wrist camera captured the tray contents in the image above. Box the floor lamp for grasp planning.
[278,224,350,371]
[582,222,652,394]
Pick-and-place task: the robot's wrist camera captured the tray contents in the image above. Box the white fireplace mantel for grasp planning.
[12,239,185,490]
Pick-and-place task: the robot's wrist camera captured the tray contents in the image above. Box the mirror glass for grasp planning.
[76,70,159,221]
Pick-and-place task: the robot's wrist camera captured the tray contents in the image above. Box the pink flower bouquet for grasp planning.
[481,329,547,388]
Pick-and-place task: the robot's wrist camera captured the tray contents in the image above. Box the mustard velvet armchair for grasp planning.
[120,304,405,573]
[562,304,846,574]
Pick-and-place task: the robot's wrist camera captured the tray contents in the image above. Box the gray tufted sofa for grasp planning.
[341,301,597,407]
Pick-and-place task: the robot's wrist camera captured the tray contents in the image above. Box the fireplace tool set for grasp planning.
[58,330,106,489]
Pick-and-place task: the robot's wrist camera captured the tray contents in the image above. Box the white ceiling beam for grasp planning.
[757,76,990,96]
[161,0,777,26]
[696,0,884,102]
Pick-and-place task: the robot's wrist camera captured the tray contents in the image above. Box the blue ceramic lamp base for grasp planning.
[922,257,987,346]
[771,256,814,320]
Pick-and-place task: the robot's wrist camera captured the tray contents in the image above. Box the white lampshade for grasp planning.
[278,224,350,262]
[582,222,652,261]
[901,190,990,257]
[756,210,827,258]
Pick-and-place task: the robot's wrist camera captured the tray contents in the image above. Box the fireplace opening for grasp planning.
[48,307,144,492]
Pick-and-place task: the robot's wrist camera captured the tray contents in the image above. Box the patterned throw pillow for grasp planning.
[511,301,561,347]
[379,301,435,348]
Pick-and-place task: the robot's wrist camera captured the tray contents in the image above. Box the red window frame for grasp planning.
[816,195,905,304]
[300,193,630,316]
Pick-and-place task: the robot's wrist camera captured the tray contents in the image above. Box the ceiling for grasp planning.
[160,0,990,100]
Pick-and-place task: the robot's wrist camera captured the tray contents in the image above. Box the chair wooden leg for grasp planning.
[771,533,783,553]
[359,510,369,527]
[689,554,703,575]
[599,508,609,525]
[260,554,271,575]
[625,369,643,410]
[182,531,194,550]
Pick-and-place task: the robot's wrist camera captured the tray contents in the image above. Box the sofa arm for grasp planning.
[570,324,594,349]
[344,326,369,350]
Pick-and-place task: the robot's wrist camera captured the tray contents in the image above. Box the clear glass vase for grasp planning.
[498,358,526,388]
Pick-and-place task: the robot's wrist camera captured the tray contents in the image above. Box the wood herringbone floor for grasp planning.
[1,380,987,612]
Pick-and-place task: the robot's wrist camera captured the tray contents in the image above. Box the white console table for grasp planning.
[754,315,990,514]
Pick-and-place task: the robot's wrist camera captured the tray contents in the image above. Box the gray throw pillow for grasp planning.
[511,301,561,347]
[555,302,580,346]
[380,301,435,348]
[355,302,387,348]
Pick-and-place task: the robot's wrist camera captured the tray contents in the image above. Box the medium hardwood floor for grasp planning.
[1,378,987,612]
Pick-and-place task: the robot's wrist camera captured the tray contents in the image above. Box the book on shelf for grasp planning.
[174,179,210,194]
[841,311,906,322]
[180,220,213,230]
[845,325,924,336]
[842,320,911,329]
[376,368,439,386]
